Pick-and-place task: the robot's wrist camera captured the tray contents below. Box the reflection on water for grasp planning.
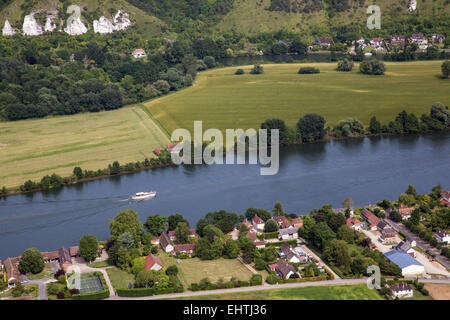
[0,132,449,259]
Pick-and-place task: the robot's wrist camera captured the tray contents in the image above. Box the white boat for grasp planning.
[131,192,156,201]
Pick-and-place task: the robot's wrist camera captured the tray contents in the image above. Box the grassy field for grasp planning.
[0,106,170,188]
[156,253,254,288]
[106,267,134,290]
[145,61,450,137]
[170,284,384,300]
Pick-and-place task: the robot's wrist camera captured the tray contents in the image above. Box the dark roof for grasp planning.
[159,232,173,250]
[390,282,412,292]
[377,220,388,230]
[4,257,20,284]
[281,243,299,261]
[381,228,396,235]
[279,227,298,236]
[436,230,449,238]
[173,243,196,253]
[396,241,412,252]
[276,259,297,278]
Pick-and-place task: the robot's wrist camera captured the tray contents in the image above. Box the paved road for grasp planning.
[106,277,450,300]
[385,219,450,270]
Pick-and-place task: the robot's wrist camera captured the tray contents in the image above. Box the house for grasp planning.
[291,218,303,229]
[168,229,199,242]
[227,228,239,240]
[159,232,174,253]
[150,236,160,245]
[314,37,331,48]
[390,35,406,46]
[431,34,446,43]
[398,204,413,219]
[395,239,417,258]
[346,218,361,231]
[410,34,426,44]
[268,262,278,272]
[381,228,397,243]
[252,215,265,233]
[280,243,301,263]
[275,259,301,280]
[132,48,147,59]
[4,257,21,286]
[279,226,299,241]
[377,220,388,232]
[435,230,450,244]
[272,216,291,229]
[390,282,413,299]
[246,232,266,249]
[166,142,184,154]
[356,38,366,46]
[42,251,59,263]
[384,250,424,277]
[361,209,381,230]
[172,243,196,255]
[440,190,450,207]
[144,254,163,271]
[370,37,383,47]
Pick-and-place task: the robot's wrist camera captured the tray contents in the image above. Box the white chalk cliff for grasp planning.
[44,16,57,32]
[2,19,16,36]
[23,13,43,36]
[93,16,115,34]
[113,10,131,31]
[408,0,417,11]
[64,15,88,35]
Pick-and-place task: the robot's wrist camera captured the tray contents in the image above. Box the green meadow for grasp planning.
[169,284,384,300]
[145,61,450,135]
[0,106,170,188]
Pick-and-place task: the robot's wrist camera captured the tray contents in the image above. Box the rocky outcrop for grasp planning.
[113,10,131,31]
[93,16,115,34]
[2,19,16,36]
[64,16,88,35]
[44,16,57,32]
[23,13,43,36]
[408,0,417,11]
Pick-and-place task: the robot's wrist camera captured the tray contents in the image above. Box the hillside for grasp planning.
[0,0,168,38]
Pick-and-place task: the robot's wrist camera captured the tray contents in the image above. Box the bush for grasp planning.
[337,59,354,72]
[298,67,320,74]
[250,65,264,74]
[235,69,244,75]
[255,258,266,270]
[266,274,279,284]
[57,292,65,299]
[225,281,235,289]
[360,59,386,75]
[250,274,263,286]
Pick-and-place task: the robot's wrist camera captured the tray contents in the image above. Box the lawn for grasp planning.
[170,284,384,300]
[156,253,254,288]
[145,61,450,139]
[0,105,170,188]
[27,264,54,280]
[106,267,134,290]
[88,260,113,268]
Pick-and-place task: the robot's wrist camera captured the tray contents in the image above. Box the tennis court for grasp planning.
[79,276,105,294]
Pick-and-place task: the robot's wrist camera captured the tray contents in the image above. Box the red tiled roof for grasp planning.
[252,215,264,224]
[273,216,291,228]
[361,209,381,226]
[132,49,146,54]
[145,254,163,270]
[346,218,361,228]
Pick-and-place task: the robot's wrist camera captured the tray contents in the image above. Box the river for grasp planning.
[0,132,449,259]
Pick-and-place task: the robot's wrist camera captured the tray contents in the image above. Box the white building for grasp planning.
[384,250,424,277]
[390,282,413,299]
[435,230,450,244]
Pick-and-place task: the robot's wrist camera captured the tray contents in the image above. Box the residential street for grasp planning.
[385,219,450,270]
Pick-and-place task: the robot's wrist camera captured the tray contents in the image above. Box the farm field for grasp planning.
[0,106,170,188]
[145,61,450,136]
[156,253,254,288]
[424,283,450,300]
[169,284,384,300]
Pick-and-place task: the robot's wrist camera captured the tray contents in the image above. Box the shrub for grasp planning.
[225,281,235,289]
[360,59,386,75]
[298,67,320,74]
[250,274,263,286]
[337,59,354,72]
[442,60,450,78]
[57,292,65,299]
[250,65,264,74]
[235,69,244,75]
[255,258,266,270]
[266,274,279,284]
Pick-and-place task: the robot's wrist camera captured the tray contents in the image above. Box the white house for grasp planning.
[384,250,424,277]
[275,259,301,280]
[159,232,174,253]
[390,282,413,299]
[132,48,147,59]
[279,226,299,241]
[395,239,417,258]
[435,230,450,244]
[280,243,301,263]
[144,254,163,271]
[252,215,265,233]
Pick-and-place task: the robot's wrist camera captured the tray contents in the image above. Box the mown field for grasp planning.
[145,61,450,136]
[170,284,384,300]
[0,106,170,188]
[157,253,254,288]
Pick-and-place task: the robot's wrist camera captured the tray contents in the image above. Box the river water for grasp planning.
[0,132,449,259]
